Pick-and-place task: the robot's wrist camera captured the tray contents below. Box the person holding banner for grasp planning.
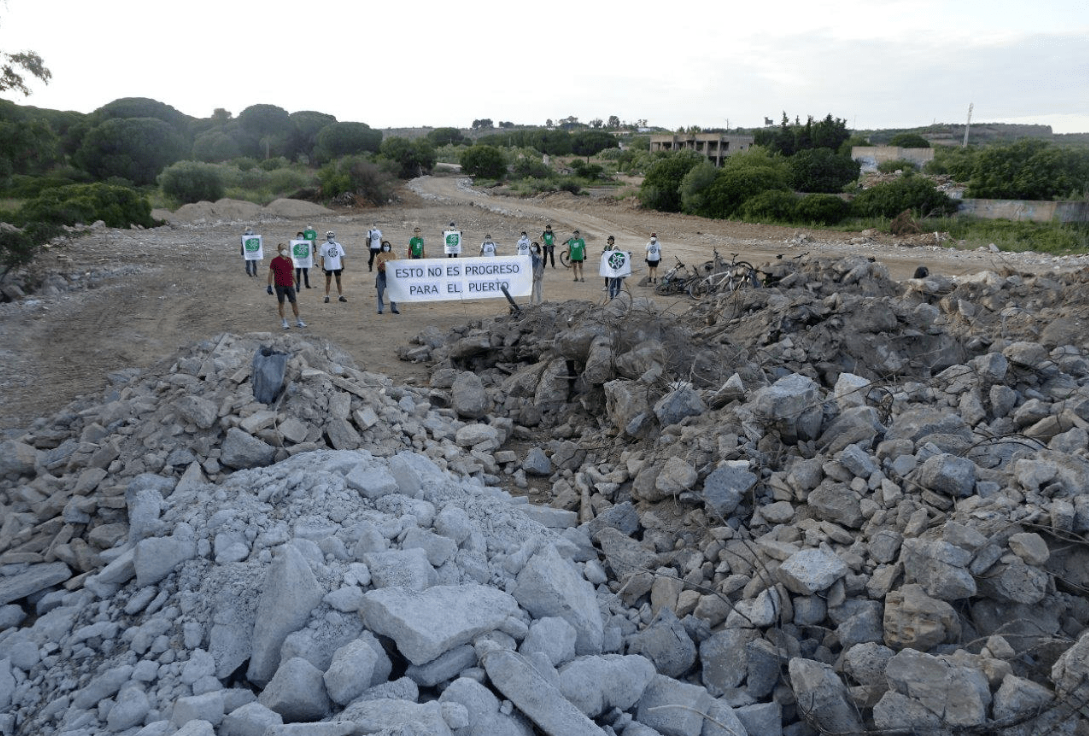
[320,231,348,303]
[267,244,306,329]
[566,229,587,282]
[516,231,531,257]
[600,236,632,301]
[530,242,545,305]
[407,228,426,259]
[443,222,462,258]
[292,231,315,289]
[375,241,399,315]
[540,224,556,268]
[479,234,498,257]
[240,228,262,277]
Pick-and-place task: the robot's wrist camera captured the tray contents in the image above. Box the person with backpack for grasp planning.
[645,233,662,283]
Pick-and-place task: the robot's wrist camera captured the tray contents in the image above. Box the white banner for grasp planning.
[599,250,633,278]
[290,239,313,269]
[242,235,263,261]
[386,256,532,302]
[443,230,462,255]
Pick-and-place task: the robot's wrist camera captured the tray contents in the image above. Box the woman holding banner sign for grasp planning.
[375,241,399,315]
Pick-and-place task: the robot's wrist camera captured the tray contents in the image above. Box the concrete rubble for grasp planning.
[3,254,1089,734]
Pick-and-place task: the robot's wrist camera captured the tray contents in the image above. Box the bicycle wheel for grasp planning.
[654,279,673,295]
[688,278,710,298]
[559,249,571,268]
[729,263,757,290]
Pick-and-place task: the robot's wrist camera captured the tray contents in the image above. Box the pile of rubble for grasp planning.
[3,254,1089,735]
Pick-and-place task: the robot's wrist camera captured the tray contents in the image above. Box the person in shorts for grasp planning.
[367,222,383,272]
[320,231,348,303]
[566,229,586,281]
[267,244,306,329]
[645,233,662,283]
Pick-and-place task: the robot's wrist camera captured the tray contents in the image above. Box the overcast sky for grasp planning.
[4,0,1088,134]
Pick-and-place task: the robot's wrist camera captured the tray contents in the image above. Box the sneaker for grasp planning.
[296,319,306,328]
[392,308,400,314]
[338,296,347,302]
[580,278,585,282]
[282,320,290,330]
[573,277,578,282]
[324,296,330,303]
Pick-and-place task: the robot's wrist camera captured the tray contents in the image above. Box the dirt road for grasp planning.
[0,174,1070,432]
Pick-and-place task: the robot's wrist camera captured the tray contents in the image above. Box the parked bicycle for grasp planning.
[688,252,761,298]
[654,257,700,295]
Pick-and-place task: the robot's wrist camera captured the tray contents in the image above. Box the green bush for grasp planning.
[74,117,188,185]
[511,155,552,179]
[15,183,156,228]
[317,156,395,205]
[1,173,80,198]
[0,221,63,279]
[888,133,931,148]
[639,151,703,212]
[939,218,1089,254]
[795,193,850,224]
[924,145,977,180]
[379,137,437,179]
[158,161,225,204]
[789,148,860,193]
[701,165,791,219]
[851,177,958,219]
[191,130,242,163]
[740,190,798,223]
[460,145,507,179]
[258,156,290,171]
[679,161,719,215]
[314,122,383,163]
[876,158,919,174]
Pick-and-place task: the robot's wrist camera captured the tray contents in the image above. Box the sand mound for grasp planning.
[157,197,334,225]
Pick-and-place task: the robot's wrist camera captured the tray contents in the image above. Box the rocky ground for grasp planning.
[3,178,1089,735]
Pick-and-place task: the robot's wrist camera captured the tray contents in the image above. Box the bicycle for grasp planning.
[688,252,760,298]
[654,257,700,295]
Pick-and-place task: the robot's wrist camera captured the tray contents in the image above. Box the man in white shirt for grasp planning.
[367,223,383,272]
[516,231,531,257]
[320,231,348,302]
[480,234,498,257]
[645,233,662,283]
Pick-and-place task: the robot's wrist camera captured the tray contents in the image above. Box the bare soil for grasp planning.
[0,173,1074,433]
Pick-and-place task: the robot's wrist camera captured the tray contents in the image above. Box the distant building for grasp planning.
[649,133,755,167]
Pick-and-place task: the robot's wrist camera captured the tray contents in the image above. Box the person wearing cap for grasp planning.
[267,243,306,329]
[367,222,383,272]
[540,224,556,268]
[407,228,426,259]
[565,229,586,282]
[645,233,662,283]
[479,234,498,257]
[516,231,531,257]
[443,222,462,259]
[320,231,348,303]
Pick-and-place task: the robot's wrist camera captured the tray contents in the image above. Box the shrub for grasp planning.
[317,156,395,205]
[313,122,383,163]
[639,151,703,212]
[15,183,156,228]
[679,161,720,215]
[258,156,291,172]
[511,155,552,179]
[379,137,437,179]
[789,148,860,193]
[888,132,931,148]
[1,173,80,198]
[460,145,507,179]
[192,130,242,163]
[741,190,798,223]
[851,177,958,219]
[701,165,791,219]
[0,221,63,279]
[876,158,919,174]
[158,161,225,204]
[74,117,189,185]
[795,194,850,224]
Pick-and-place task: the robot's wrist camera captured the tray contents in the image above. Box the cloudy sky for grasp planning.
[4,0,1088,134]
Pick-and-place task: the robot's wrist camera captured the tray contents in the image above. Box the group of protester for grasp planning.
[242,222,665,328]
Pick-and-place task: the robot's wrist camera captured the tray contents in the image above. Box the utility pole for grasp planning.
[963,103,973,147]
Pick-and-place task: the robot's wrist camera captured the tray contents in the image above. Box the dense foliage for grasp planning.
[460,145,507,179]
[74,117,188,185]
[313,122,383,163]
[754,113,850,156]
[788,148,861,193]
[15,183,156,228]
[158,161,225,204]
[640,151,703,212]
[968,139,1089,200]
[888,133,931,148]
[317,156,395,205]
[379,137,437,179]
[851,176,958,219]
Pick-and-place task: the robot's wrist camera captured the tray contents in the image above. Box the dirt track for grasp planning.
[0,174,1077,433]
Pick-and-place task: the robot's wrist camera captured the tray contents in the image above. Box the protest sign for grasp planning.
[386,256,532,302]
[242,235,263,261]
[599,250,632,278]
[290,239,313,269]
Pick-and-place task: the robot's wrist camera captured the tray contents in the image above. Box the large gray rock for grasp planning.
[0,440,40,479]
[323,638,379,706]
[221,702,283,736]
[520,617,578,667]
[700,627,758,696]
[915,453,977,497]
[258,657,331,722]
[653,386,706,427]
[604,379,652,436]
[777,548,848,595]
[882,584,960,651]
[175,395,219,429]
[247,545,326,687]
[877,649,991,728]
[787,658,864,736]
[335,698,453,735]
[482,649,607,736]
[360,584,520,666]
[512,544,604,655]
[635,674,714,736]
[702,462,756,519]
[557,654,656,718]
[220,427,276,469]
[900,538,977,601]
[627,608,696,678]
[452,371,488,419]
[654,456,698,497]
[134,524,198,587]
[363,547,436,591]
[751,373,818,422]
[0,562,72,606]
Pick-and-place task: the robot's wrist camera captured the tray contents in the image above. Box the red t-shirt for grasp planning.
[269,255,295,286]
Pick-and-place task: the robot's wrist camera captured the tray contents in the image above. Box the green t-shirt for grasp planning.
[409,236,424,257]
[567,238,586,261]
[303,228,317,243]
[542,231,555,247]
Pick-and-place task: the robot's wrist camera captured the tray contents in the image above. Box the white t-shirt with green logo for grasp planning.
[444,230,462,255]
[290,239,313,269]
[241,234,263,261]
